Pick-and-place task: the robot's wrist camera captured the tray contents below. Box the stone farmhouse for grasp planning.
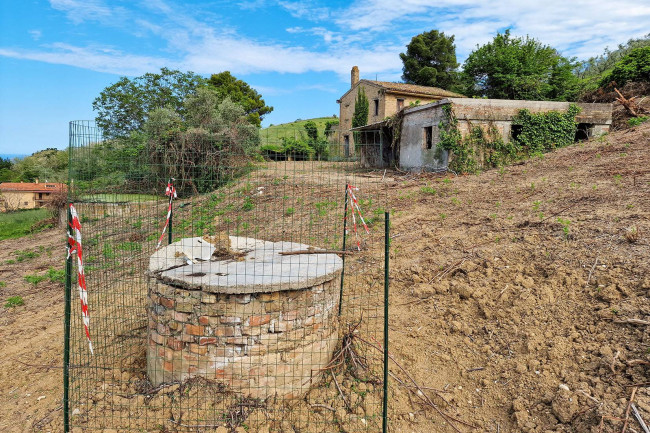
[0,180,67,212]
[352,98,613,171]
[336,66,463,156]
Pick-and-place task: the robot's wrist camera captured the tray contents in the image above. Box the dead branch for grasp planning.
[622,387,638,433]
[615,88,639,117]
[615,318,650,326]
[279,250,353,256]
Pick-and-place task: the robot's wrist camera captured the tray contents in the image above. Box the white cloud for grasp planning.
[49,0,126,25]
[28,30,42,41]
[336,0,650,60]
[2,0,648,84]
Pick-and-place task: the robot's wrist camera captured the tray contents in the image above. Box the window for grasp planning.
[396,98,405,111]
[373,99,379,116]
[424,126,433,149]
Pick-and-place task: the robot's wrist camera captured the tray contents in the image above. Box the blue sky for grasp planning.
[1,0,649,155]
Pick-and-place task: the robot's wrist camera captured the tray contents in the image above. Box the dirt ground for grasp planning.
[1,121,649,433]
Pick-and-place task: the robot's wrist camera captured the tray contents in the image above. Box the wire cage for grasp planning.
[64,120,389,433]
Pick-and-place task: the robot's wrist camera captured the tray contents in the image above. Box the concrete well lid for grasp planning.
[149,236,343,294]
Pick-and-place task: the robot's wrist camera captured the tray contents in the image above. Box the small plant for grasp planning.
[530,182,535,191]
[624,226,639,243]
[242,197,254,211]
[15,249,39,262]
[4,295,24,308]
[442,178,452,184]
[420,185,436,195]
[0,281,5,288]
[532,200,542,212]
[439,213,447,220]
[285,207,295,216]
[24,274,47,286]
[628,116,648,127]
[47,268,66,284]
[451,197,460,205]
[103,243,115,259]
[611,308,619,315]
[613,174,622,185]
[117,241,142,252]
[557,217,571,239]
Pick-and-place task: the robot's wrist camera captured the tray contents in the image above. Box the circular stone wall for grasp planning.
[146,236,342,400]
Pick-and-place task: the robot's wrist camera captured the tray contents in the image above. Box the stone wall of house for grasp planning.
[338,82,384,152]
[146,274,341,399]
[398,98,613,171]
[0,191,36,211]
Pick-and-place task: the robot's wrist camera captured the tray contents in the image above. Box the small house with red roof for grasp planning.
[0,180,67,211]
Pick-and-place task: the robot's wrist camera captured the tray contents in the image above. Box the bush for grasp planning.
[281,137,313,160]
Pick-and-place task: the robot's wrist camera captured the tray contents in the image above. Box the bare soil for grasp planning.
[1,121,649,433]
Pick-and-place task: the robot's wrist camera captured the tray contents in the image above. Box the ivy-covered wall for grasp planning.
[438,103,581,173]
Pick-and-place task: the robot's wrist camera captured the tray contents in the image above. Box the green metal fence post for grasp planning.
[63,204,72,433]
[338,184,349,316]
[383,211,390,433]
[168,177,173,245]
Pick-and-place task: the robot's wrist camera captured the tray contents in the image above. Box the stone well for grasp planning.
[146,236,342,399]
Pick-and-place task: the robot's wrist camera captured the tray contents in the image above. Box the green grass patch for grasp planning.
[0,209,50,241]
[116,241,142,252]
[24,274,47,286]
[261,116,337,146]
[80,193,159,203]
[47,268,65,284]
[5,295,24,308]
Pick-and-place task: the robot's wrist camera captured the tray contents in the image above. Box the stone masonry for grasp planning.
[146,237,342,400]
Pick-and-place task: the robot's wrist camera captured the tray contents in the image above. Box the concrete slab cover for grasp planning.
[150,237,343,294]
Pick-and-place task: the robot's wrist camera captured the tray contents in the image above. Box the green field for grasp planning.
[260,116,338,146]
[80,193,160,203]
[0,208,51,241]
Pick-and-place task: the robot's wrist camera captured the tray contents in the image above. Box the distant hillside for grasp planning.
[260,116,338,146]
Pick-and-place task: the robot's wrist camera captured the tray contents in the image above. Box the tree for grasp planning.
[601,46,650,87]
[93,68,205,138]
[303,121,318,142]
[207,71,273,127]
[144,88,259,194]
[400,30,459,89]
[579,34,650,79]
[352,87,369,130]
[462,30,580,101]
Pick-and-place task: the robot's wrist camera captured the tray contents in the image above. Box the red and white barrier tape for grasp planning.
[67,204,93,354]
[156,180,177,250]
[345,184,370,251]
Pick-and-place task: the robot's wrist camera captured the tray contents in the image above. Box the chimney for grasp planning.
[351,66,359,88]
[35,178,39,184]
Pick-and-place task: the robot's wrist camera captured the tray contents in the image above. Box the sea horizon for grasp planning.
[0,153,27,160]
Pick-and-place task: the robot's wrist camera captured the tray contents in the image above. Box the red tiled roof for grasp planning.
[369,80,465,98]
[0,182,67,193]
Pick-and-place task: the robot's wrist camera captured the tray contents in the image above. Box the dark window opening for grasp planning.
[510,124,523,141]
[424,126,433,149]
[373,99,379,116]
[397,98,404,111]
[575,123,593,141]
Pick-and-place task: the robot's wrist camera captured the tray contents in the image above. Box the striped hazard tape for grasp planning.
[67,204,93,354]
[345,184,370,251]
[156,179,177,250]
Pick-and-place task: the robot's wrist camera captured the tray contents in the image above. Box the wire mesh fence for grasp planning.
[65,120,389,433]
